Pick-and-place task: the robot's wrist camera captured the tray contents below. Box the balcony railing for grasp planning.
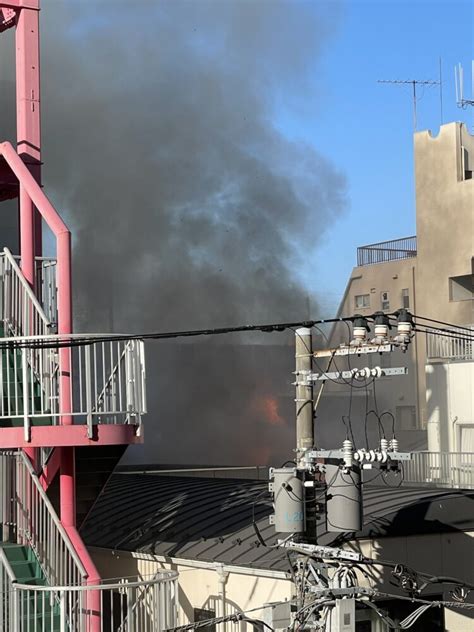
[403,451,474,489]
[426,325,474,361]
[0,335,147,439]
[1,247,146,439]
[0,561,177,632]
[357,236,417,266]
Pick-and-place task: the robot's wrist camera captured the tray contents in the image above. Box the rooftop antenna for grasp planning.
[377,77,440,131]
[455,61,474,108]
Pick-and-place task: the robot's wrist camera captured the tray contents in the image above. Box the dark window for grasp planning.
[194,608,216,632]
[356,622,372,632]
[401,288,410,309]
[449,274,473,301]
[355,294,370,309]
[381,291,390,311]
[462,146,473,180]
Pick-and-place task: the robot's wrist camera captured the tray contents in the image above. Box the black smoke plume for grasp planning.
[1,1,346,465]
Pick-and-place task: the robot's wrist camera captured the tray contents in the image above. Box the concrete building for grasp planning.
[331,122,473,451]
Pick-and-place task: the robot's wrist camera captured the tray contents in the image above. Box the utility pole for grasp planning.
[295,327,314,465]
[269,311,415,631]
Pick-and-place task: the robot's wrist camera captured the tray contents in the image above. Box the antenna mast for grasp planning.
[455,62,474,108]
[377,78,440,131]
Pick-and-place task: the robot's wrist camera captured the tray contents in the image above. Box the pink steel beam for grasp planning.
[15,1,42,263]
[4,0,42,465]
[0,424,143,449]
[0,144,102,627]
[0,141,75,526]
[0,142,71,331]
[0,1,39,10]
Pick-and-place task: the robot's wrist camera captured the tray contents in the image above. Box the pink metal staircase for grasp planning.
[0,2,176,630]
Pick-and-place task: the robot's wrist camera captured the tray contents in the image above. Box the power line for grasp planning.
[0,311,472,352]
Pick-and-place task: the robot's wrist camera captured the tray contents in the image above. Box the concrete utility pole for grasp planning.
[295,327,314,464]
[268,314,416,631]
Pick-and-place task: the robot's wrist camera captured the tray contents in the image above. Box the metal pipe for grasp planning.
[216,565,229,632]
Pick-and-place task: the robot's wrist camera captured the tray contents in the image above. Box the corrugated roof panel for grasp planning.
[81,474,474,572]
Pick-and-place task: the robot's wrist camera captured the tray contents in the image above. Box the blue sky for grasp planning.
[277,0,473,315]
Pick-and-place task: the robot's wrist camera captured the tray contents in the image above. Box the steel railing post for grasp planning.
[85,345,93,438]
[21,348,30,442]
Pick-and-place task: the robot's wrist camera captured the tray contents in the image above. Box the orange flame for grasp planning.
[254,395,285,426]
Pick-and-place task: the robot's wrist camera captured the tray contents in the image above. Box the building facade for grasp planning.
[331,123,473,449]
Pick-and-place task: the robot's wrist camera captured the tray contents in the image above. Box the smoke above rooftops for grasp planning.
[1,1,347,465]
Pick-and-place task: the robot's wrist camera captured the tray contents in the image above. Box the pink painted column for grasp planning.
[16,3,41,465]
[16,2,41,260]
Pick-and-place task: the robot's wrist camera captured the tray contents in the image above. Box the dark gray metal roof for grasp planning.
[81,474,474,573]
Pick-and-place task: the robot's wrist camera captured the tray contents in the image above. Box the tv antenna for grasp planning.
[377,76,441,131]
[455,61,474,108]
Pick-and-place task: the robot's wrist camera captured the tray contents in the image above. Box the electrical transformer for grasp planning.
[269,467,305,533]
[325,463,363,533]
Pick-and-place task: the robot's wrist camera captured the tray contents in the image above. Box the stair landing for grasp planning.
[0,422,142,449]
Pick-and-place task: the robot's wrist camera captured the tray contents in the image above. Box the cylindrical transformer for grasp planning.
[271,468,305,533]
[325,463,363,533]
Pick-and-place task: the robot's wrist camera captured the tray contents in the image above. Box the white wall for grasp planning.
[426,361,474,452]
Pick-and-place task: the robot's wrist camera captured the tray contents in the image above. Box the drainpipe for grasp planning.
[451,416,459,452]
[216,564,229,632]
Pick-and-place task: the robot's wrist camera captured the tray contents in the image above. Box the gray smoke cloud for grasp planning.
[1,1,346,465]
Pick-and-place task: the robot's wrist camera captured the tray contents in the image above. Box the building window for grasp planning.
[381,291,390,311]
[355,294,370,309]
[396,406,417,430]
[194,609,216,632]
[449,274,473,301]
[401,288,410,309]
[461,145,473,180]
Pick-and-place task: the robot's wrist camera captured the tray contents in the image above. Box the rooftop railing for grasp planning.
[403,451,474,489]
[357,236,417,266]
[426,325,474,361]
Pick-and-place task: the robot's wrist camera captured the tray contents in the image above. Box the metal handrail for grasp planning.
[14,572,178,592]
[6,571,178,631]
[2,247,51,329]
[93,343,128,410]
[17,450,88,581]
[1,249,59,440]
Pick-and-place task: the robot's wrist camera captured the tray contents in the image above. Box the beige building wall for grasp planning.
[414,122,474,425]
[415,122,474,328]
[331,258,419,430]
[331,122,473,439]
